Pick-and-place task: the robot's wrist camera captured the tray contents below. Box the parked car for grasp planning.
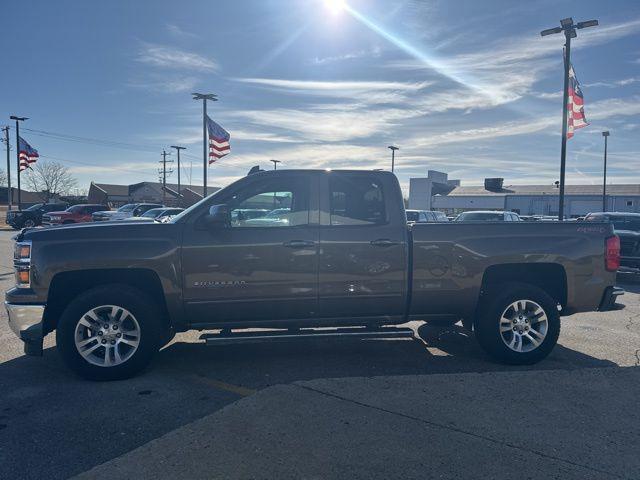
[42,204,109,226]
[585,212,640,273]
[455,211,521,222]
[406,210,449,223]
[123,207,184,222]
[6,169,621,380]
[5,202,69,229]
[242,208,291,226]
[92,203,163,222]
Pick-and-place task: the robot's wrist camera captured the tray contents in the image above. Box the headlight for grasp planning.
[14,241,32,288]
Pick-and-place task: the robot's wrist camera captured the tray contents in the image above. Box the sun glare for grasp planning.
[325,0,346,15]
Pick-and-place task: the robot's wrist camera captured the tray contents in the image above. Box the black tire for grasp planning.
[56,284,163,381]
[23,219,36,228]
[475,283,560,365]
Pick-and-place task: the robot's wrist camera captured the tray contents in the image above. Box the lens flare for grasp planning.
[325,0,346,15]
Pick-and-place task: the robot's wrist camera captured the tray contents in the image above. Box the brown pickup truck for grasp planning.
[6,169,623,380]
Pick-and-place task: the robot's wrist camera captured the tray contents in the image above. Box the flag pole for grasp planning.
[540,17,598,221]
[558,40,571,221]
[202,98,207,198]
[10,116,27,210]
[192,93,218,199]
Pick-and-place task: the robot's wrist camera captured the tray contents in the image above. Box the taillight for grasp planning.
[605,235,620,272]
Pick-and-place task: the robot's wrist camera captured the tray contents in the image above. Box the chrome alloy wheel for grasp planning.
[499,299,548,353]
[74,305,141,367]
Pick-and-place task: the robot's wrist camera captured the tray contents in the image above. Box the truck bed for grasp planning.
[409,221,614,321]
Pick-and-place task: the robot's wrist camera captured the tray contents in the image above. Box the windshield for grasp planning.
[456,212,504,221]
[117,204,136,212]
[66,205,84,213]
[25,203,44,211]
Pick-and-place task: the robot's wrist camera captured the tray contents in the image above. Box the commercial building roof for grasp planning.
[443,184,640,197]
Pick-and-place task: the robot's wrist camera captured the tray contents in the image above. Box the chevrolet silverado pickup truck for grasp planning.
[6,169,623,380]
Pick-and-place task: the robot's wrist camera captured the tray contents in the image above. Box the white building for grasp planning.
[409,172,640,217]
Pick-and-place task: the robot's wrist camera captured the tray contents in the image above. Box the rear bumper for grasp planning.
[598,286,624,311]
[5,302,45,356]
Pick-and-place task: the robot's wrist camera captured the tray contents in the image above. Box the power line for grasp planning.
[22,128,158,153]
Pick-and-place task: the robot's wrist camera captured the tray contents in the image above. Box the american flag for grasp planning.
[206,115,230,164]
[18,136,39,172]
[567,63,588,139]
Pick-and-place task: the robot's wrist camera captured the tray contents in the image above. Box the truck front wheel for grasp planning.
[475,283,560,365]
[56,285,162,380]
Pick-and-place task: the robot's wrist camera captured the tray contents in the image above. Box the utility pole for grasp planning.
[602,131,610,212]
[541,17,598,221]
[171,145,186,205]
[158,150,173,205]
[388,145,399,173]
[1,126,10,210]
[9,116,27,210]
[192,93,218,198]
[270,159,281,170]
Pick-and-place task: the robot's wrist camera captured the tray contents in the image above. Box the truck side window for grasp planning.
[329,175,386,226]
[228,177,309,228]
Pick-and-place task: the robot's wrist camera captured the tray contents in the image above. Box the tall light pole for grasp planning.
[1,126,10,210]
[602,131,610,212]
[541,17,598,221]
[270,159,281,170]
[171,145,186,205]
[388,145,399,172]
[192,93,218,198]
[10,116,28,210]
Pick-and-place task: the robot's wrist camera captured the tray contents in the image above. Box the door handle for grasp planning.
[370,239,399,247]
[283,240,316,248]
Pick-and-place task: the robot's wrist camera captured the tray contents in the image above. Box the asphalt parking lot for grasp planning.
[0,230,639,479]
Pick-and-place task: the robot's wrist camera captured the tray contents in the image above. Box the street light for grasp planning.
[171,145,186,204]
[602,131,610,212]
[270,159,281,170]
[540,17,598,221]
[192,93,218,197]
[388,145,399,172]
[9,115,28,209]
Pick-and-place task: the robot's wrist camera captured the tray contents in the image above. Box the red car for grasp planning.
[42,204,109,226]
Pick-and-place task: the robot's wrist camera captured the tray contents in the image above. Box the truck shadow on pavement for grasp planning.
[0,325,622,480]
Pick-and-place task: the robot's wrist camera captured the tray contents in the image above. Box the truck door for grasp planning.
[318,172,408,321]
[181,172,320,325]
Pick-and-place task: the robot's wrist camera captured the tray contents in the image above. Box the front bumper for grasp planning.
[598,286,625,311]
[5,302,45,356]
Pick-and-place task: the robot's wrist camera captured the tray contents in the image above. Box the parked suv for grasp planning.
[5,203,69,229]
[92,203,163,222]
[455,211,521,222]
[585,212,640,272]
[42,204,109,226]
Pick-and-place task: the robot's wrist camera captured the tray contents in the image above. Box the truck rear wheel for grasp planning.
[56,285,162,380]
[475,283,560,365]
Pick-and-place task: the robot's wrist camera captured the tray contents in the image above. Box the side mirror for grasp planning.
[205,204,231,227]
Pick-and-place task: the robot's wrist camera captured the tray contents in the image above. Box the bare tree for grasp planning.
[24,161,77,202]
[0,168,7,187]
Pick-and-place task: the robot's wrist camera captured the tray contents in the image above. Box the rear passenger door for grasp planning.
[318,172,408,321]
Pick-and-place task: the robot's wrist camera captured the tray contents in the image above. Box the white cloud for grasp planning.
[137,42,218,71]
[311,46,382,65]
[585,77,640,88]
[128,75,199,93]
[166,24,199,39]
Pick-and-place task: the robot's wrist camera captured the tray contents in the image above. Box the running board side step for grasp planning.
[199,327,415,345]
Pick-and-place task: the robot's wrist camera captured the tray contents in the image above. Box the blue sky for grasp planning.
[1,0,639,194]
